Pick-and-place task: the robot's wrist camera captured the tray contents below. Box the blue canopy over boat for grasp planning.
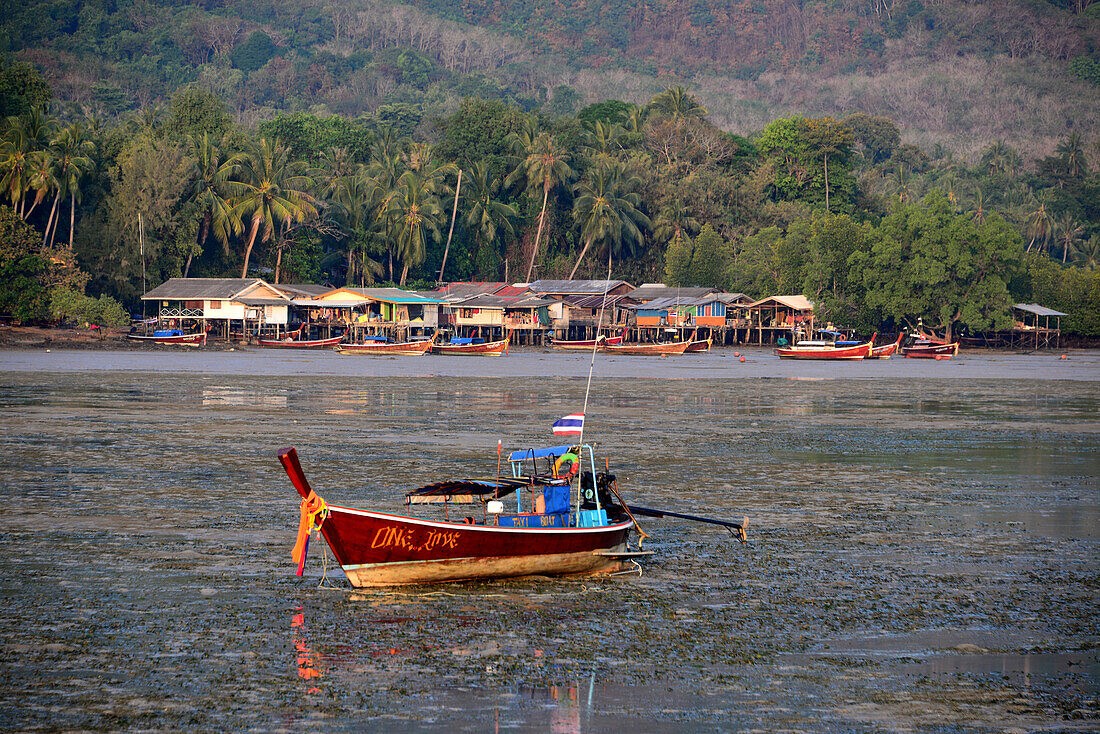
[508,445,577,462]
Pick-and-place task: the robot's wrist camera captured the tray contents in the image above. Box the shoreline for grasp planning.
[1,325,1095,354]
[4,345,1099,382]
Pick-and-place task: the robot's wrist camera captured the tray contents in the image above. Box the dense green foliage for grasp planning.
[2,57,1099,335]
[49,286,130,328]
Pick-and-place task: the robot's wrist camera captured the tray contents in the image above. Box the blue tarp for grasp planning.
[449,337,484,345]
[508,445,576,462]
[543,484,570,514]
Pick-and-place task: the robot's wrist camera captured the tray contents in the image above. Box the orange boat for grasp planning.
[337,334,435,356]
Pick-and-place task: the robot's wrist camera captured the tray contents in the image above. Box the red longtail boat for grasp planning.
[432,335,510,356]
[868,333,904,359]
[280,444,643,587]
[549,334,625,351]
[775,331,876,360]
[602,340,692,356]
[256,327,347,349]
[901,329,960,359]
[337,334,435,356]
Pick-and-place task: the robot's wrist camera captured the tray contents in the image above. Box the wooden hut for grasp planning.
[1010,303,1067,350]
[140,278,292,341]
[747,295,814,345]
[449,292,554,344]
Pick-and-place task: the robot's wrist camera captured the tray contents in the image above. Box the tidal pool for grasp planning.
[0,350,1097,731]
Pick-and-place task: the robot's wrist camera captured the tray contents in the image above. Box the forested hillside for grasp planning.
[3,0,1099,158]
[1,1,1099,338]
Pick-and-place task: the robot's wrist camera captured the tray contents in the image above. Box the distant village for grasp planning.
[138,277,1065,350]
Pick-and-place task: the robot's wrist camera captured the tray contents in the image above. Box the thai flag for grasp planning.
[552,413,585,436]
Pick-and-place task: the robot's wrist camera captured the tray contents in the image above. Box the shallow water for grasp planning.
[1,350,1097,732]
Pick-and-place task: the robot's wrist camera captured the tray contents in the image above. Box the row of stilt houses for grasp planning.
[138,278,1066,348]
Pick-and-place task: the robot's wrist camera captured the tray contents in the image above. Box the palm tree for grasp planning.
[464,161,517,277]
[1055,132,1088,179]
[970,187,988,225]
[0,125,32,216]
[1054,214,1083,264]
[568,162,651,279]
[1025,191,1054,253]
[648,86,707,121]
[330,168,386,286]
[226,137,319,278]
[1070,235,1100,270]
[653,199,701,249]
[7,108,59,220]
[584,120,625,163]
[505,125,573,281]
[185,133,237,276]
[24,148,57,223]
[385,170,444,285]
[51,122,96,250]
[980,140,1020,177]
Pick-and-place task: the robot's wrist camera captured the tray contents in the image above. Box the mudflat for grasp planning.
[0,353,1096,730]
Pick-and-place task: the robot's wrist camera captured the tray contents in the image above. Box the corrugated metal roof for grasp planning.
[275,283,332,297]
[291,299,365,308]
[237,297,290,306]
[749,295,814,311]
[561,294,628,308]
[716,293,754,304]
[433,282,508,299]
[344,287,444,304]
[527,279,627,295]
[455,294,555,309]
[142,278,264,300]
[1014,303,1068,317]
[626,285,716,301]
[623,296,701,311]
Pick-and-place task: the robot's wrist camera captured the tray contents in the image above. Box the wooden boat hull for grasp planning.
[338,339,434,356]
[127,332,207,345]
[549,336,623,351]
[432,338,509,356]
[603,341,691,356]
[775,341,872,359]
[319,505,632,587]
[257,332,346,349]
[684,338,712,353]
[903,342,959,358]
[869,334,904,359]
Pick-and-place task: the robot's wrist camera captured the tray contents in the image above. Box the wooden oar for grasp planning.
[605,458,649,542]
[626,505,748,543]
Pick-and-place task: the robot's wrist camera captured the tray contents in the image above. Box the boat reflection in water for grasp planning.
[291,608,322,693]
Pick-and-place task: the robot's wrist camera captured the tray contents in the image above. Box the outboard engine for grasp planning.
[580,471,620,511]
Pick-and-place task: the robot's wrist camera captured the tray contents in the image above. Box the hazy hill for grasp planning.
[5,0,1098,160]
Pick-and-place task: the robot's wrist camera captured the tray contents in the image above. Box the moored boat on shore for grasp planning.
[127,328,208,345]
[901,329,960,359]
[337,334,435,356]
[257,327,347,349]
[432,335,510,356]
[549,334,624,351]
[868,333,904,359]
[775,330,875,360]
[602,340,691,356]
